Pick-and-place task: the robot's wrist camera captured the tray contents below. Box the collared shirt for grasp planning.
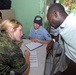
[29,26,52,40]
[50,26,59,36]
[59,13,76,63]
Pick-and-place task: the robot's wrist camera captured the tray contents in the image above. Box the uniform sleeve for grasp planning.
[43,29,52,40]
[0,45,28,74]
[9,43,28,74]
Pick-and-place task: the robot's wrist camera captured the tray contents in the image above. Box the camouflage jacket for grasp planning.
[0,32,28,75]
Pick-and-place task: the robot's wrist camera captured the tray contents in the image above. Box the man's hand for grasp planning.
[46,40,54,57]
[30,38,41,42]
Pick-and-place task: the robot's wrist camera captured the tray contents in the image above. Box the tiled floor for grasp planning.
[44,42,68,75]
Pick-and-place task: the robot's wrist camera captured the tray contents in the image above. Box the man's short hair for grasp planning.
[48,3,65,14]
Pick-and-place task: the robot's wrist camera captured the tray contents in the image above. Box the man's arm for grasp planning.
[46,34,59,57]
[33,38,51,44]
[29,36,51,44]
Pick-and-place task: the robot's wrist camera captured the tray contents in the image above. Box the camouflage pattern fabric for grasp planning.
[0,32,28,75]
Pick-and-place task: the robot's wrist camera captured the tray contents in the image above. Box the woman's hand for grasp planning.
[24,50,30,57]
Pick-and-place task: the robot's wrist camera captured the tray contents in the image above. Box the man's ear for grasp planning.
[53,11,57,17]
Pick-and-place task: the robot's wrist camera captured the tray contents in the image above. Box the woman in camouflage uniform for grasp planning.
[0,19,30,75]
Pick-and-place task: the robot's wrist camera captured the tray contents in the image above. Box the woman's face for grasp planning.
[14,25,23,41]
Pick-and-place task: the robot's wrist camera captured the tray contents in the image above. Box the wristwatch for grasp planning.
[53,39,55,42]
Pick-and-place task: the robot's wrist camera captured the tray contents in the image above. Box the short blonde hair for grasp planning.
[1,19,22,32]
